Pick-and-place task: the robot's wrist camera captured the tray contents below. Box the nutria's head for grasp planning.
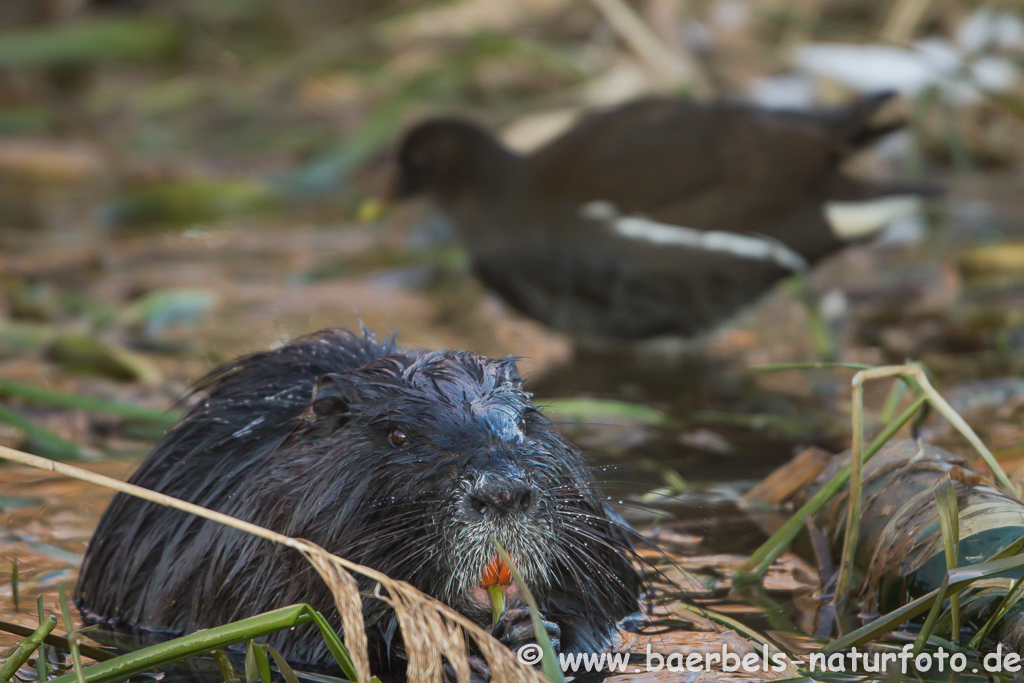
[281,348,639,640]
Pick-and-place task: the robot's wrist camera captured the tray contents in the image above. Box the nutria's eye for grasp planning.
[517,416,527,432]
[389,428,408,447]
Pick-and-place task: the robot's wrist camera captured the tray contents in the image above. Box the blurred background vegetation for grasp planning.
[0,0,1022,463]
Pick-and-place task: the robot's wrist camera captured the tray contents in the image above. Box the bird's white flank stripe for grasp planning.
[824,195,922,240]
[582,201,808,272]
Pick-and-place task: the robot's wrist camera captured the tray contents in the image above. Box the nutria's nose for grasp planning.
[464,476,536,518]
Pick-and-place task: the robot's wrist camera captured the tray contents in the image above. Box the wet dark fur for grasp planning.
[74,329,641,675]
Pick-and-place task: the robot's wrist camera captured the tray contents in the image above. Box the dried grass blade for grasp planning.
[300,548,371,682]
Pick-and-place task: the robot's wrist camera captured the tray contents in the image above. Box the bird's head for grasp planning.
[392,118,516,206]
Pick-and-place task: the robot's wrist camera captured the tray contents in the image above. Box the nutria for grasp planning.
[74,329,642,678]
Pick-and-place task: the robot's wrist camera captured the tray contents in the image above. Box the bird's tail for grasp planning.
[823,90,903,148]
[814,92,942,240]
[819,91,942,197]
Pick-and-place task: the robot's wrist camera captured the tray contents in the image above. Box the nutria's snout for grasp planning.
[462,473,539,520]
[444,465,558,618]
[456,472,545,610]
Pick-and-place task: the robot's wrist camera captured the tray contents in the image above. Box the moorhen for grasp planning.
[394,92,937,346]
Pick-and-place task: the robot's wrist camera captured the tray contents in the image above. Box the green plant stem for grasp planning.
[57,586,86,683]
[832,371,866,614]
[0,615,57,680]
[908,363,1014,492]
[36,596,50,682]
[0,621,112,661]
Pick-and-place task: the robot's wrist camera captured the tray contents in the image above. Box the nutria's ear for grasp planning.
[303,373,363,422]
[497,356,522,386]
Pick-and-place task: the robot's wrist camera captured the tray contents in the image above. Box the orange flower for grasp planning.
[481,555,512,587]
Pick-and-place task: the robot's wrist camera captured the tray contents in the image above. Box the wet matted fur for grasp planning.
[75,329,641,676]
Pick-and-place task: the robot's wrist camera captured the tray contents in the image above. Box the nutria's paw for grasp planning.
[491,605,561,655]
[443,654,491,683]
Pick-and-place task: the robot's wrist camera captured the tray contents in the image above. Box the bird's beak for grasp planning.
[353,156,406,223]
[355,197,385,223]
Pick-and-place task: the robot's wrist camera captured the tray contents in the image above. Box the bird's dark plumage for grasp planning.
[395,93,938,344]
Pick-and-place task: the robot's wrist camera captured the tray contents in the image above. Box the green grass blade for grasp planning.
[909,363,1014,492]
[46,605,317,683]
[970,575,1024,649]
[752,362,874,372]
[492,538,566,683]
[265,645,301,683]
[10,561,17,612]
[913,574,952,654]
[0,622,112,661]
[933,476,961,644]
[244,641,256,683]
[254,643,271,683]
[986,535,1024,563]
[303,609,358,681]
[212,648,239,683]
[833,371,866,612]
[57,585,86,683]
[537,398,672,427]
[824,588,942,653]
[0,19,181,67]
[0,379,180,425]
[245,641,271,683]
[672,602,795,660]
[945,554,1024,584]
[0,404,83,460]
[734,395,927,581]
[826,554,1024,652]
